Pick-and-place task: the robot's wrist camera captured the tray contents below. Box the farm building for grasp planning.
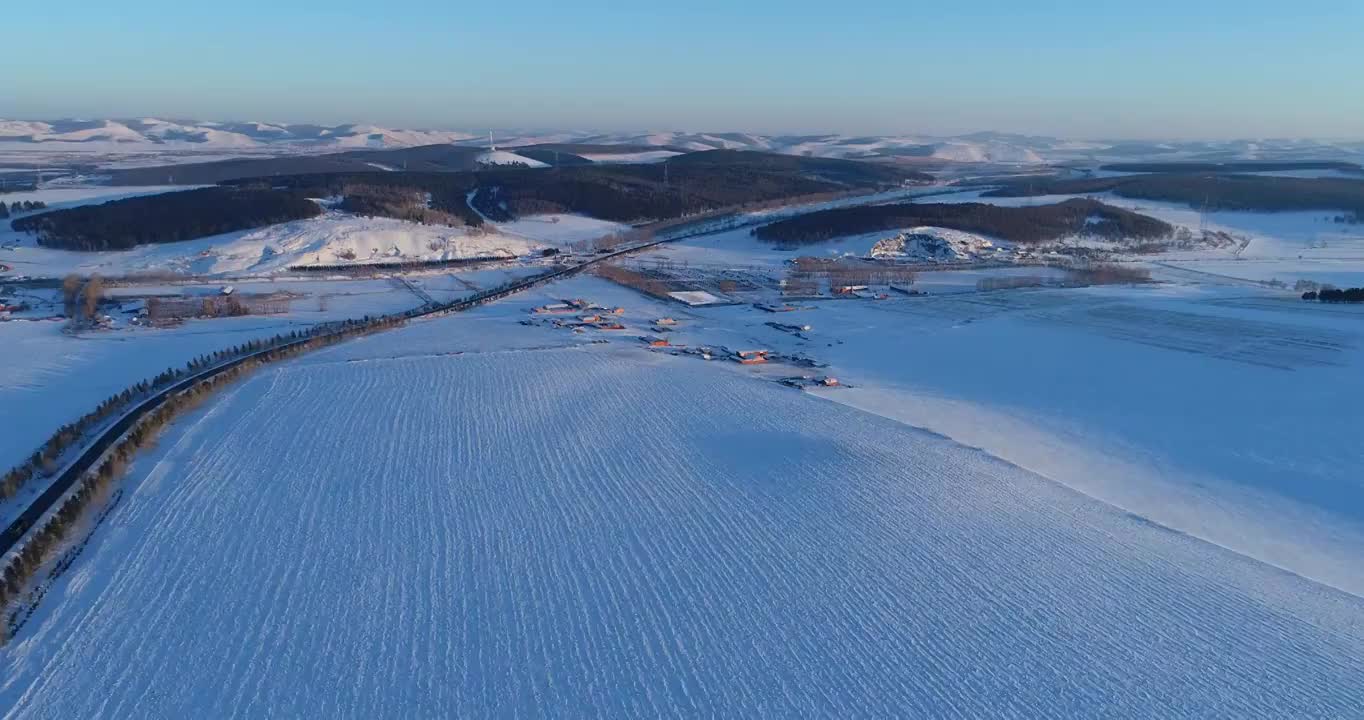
[735,350,769,365]
[832,285,868,296]
[146,293,291,322]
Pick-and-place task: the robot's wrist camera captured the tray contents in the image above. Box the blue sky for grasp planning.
[7,0,1363,139]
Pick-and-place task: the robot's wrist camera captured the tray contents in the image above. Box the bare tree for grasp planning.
[61,274,83,318]
[82,275,105,320]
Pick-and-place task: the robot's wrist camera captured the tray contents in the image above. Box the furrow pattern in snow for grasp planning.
[2,342,1362,718]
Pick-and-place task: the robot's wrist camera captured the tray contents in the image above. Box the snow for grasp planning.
[667,289,724,305]
[0,185,187,215]
[909,265,1073,292]
[136,119,259,148]
[474,150,548,168]
[1241,169,1364,180]
[4,120,1363,171]
[792,284,1364,597]
[0,121,55,138]
[931,140,1045,164]
[579,150,681,163]
[0,276,436,478]
[330,125,474,149]
[602,210,1364,599]
[3,298,1362,716]
[933,187,1364,276]
[5,212,541,278]
[869,226,1002,261]
[0,119,475,155]
[490,214,630,247]
[5,170,1364,714]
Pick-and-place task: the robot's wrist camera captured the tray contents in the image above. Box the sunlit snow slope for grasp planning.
[2,323,1361,717]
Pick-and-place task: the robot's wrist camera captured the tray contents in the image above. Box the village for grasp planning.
[525,293,842,392]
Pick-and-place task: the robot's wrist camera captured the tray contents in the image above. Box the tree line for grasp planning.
[0,200,46,219]
[238,173,485,227]
[15,152,922,253]
[338,183,471,227]
[753,199,1173,246]
[986,173,1364,215]
[1,313,410,640]
[469,158,884,224]
[1302,287,1364,303]
[10,188,322,251]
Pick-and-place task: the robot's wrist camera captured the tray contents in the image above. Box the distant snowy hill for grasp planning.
[2,117,1361,168]
[0,118,476,151]
[475,149,548,168]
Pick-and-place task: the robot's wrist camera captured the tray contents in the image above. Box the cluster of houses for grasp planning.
[527,297,834,379]
[778,375,843,390]
[532,298,628,331]
[832,285,890,300]
[647,341,772,366]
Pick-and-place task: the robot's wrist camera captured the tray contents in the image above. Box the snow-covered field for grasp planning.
[933,188,1364,271]
[797,284,1364,596]
[597,216,1364,598]
[4,162,1364,715]
[3,301,1361,716]
[621,196,1364,600]
[0,276,436,477]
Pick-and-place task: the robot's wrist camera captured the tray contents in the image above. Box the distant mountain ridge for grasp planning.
[0,118,478,150]
[3,118,1362,166]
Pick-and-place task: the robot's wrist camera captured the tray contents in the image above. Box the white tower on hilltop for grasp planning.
[488,130,496,153]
